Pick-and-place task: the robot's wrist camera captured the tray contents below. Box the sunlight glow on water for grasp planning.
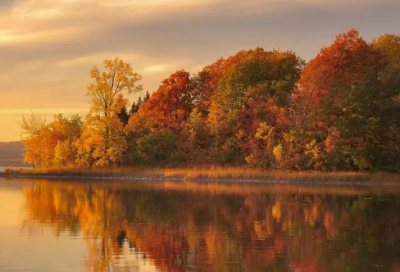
[0,167,33,171]
[1,179,400,272]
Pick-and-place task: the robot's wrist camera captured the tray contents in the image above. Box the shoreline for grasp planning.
[1,171,399,186]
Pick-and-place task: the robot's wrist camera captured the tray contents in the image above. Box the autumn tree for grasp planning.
[52,114,83,166]
[292,30,378,170]
[123,71,193,165]
[21,113,51,167]
[127,70,193,131]
[292,29,400,171]
[213,48,302,112]
[187,108,209,149]
[76,58,142,167]
[21,113,82,167]
[207,48,303,164]
[370,33,400,170]
[20,30,400,172]
[86,58,142,117]
[192,62,223,115]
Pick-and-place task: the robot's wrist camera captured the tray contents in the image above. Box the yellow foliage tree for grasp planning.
[76,58,142,167]
[21,113,52,167]
[76,115,127,168]
[87,58,142,117]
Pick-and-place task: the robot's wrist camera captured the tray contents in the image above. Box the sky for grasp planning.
[0,0,399,141]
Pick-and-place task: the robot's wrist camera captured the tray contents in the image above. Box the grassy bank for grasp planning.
[1,166,400,183]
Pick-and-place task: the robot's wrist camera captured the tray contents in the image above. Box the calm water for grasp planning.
[1,179,400,272]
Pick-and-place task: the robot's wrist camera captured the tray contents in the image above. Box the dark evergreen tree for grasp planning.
[130,96,143,115]
[118,106,130,126]
[144,91,151,102]
[137,96,143,107]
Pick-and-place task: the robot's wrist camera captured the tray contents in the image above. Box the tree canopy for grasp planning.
[20,30,400,172]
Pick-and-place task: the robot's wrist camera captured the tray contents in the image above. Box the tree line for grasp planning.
[21,29,400,171]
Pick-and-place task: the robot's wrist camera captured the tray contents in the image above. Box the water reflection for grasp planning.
[20,180,400,272]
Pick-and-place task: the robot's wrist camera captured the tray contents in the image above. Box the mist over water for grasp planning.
[1,178,400,272]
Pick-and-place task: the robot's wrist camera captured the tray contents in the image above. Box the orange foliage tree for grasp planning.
[292,29,400,170]
[133,70,193,130]
[21,113,82,167]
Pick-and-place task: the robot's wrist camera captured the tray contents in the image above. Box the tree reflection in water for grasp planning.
[22,180,400,272]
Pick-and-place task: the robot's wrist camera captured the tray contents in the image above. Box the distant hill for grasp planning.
[0,141,29,167]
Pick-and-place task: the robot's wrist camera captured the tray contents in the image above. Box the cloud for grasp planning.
[0,108,88,114]
[2,0,398,62]
[1,0,400,141]
[0,0,15,9]
[56,53,141,68]
[143,65,169,73]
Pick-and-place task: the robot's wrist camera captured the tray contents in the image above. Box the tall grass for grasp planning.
[1,165,400,182]
[163,166,400,182]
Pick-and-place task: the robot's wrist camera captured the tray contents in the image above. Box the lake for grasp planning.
[1,178,400,272]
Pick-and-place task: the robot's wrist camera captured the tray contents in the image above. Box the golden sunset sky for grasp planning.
[0,0,399,141]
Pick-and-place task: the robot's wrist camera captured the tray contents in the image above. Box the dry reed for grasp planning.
[1,165,399,182]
